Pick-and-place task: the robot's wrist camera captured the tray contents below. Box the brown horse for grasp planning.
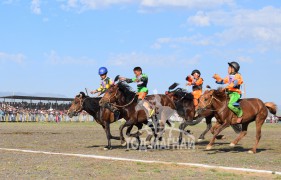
[67,92,122,150]
[196,88,277,153]
[165,84,241,142]
[68,92,160,150]
[99,81,176,146]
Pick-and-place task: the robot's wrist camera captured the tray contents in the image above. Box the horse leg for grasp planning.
[178,121,189,145]
[229,122,249,147]
[206,122,229,150]
[249,116,265,154]
[210,122,226,140]
[119,120,134,146]
[104,121,112,150]
[126,124,143,138]
[198,116,212,142]
[146,122,155,144]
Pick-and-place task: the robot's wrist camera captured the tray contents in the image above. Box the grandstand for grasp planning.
[0,95,73,111]
[0,95,80,122]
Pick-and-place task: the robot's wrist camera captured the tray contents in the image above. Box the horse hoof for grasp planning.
[198,139,204,142]
[248,150,255,154]
[206,145,212,150]
[121,141,127,147]
[147,145,153,149]
[229,143,236,147]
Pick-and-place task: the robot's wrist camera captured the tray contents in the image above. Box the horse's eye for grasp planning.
[204,98,208,102]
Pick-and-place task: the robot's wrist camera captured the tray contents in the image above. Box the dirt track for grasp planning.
[0,122,281,179]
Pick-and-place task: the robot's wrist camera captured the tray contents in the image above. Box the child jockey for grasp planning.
[213,62,244,123]
[186,69,204,108]
[91,67,120,120]
[120,67,154,118]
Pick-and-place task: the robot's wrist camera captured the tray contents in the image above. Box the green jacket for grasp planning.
[126,74,149,93]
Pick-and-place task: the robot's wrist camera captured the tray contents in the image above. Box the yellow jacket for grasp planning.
[97,77,113,93]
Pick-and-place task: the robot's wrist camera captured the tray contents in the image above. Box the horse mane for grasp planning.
[117,82,136,102]
[76,92,89,99]
[173,88,193,100]
[213,88,227,99]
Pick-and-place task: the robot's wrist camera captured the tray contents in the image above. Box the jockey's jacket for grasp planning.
[187,76,204,91]
[214,73,243,94]
[126,73,148,93]
[96,77,113,93]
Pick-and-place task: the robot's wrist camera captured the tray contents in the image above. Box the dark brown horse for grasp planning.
[99,82,176,146]
[166,83,241,142]
[67,92,122,150]
[196,88,277,153]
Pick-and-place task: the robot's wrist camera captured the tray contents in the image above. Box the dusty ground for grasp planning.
[0,122,280,179]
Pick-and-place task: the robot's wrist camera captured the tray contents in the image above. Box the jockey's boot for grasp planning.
[143,101,155,118]
[114,110,120,121]
[104,102,120,121]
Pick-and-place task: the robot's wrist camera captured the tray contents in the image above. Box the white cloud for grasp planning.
[3,0,16,4]
[152,35,212,49]
[46,50,96,65]
[107,52,200,67]
[63,0,133,10]
[141,0,234,9]
[237,56,254,63]
[155,6,281,51]
[31,0,41,15]
[0,52,25,64]
[187,11,210,27]
[188,6,281,46]
[62,0,233,11]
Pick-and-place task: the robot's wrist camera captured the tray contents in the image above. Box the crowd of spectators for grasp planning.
[0,101,93,122]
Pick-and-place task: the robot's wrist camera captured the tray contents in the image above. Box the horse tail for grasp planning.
[265,102,277,115]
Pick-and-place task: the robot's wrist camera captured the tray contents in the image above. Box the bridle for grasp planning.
[101,87,119,104]
[71,96,88,115]
[198,92,228,115]
[199,93,221,110]
[100,87,136,108]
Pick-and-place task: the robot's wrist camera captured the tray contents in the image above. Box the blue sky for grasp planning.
[0,0,281,104]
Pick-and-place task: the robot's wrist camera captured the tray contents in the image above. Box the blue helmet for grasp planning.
[98,67,108,75]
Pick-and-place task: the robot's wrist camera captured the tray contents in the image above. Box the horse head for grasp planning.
[197,87,226,113]
[99,80,135,106]
[99,83,120,107]
[67,92,87,118]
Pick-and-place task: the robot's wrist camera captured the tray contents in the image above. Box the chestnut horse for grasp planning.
[99,81,176,146]
[166,83,241,143]
[196,88,277,153]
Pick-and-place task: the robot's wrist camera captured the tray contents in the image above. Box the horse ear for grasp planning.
[169,83,179,90]
[114,75,120,82]
[79,92,86,98]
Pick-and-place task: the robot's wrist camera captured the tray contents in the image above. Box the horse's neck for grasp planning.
[212,95,228,116]
[83,98,101,118]
[119,91,136,105]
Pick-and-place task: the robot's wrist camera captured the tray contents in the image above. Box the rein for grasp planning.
[112,95,136,108]
[101,87,136,108]
[73,97,89,113]
[176,93,188,103]
[199,93,228,115]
